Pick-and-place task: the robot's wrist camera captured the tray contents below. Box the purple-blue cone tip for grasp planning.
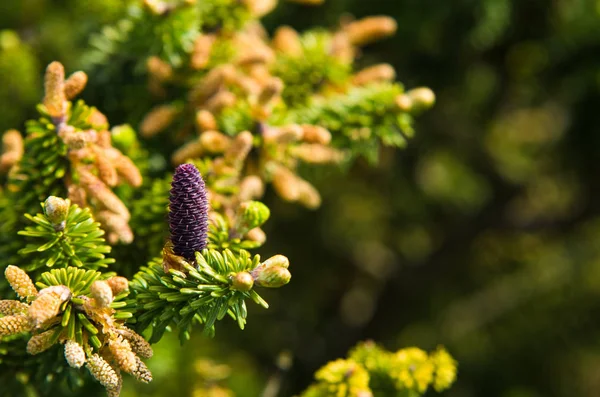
[169,163,209,261]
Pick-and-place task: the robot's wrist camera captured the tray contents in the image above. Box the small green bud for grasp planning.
[111,124,138,153]
[44,196,69,227]
[261,254,289,269]
[231,272,254,291]
[236,201,270,234]
[253,266,291,288]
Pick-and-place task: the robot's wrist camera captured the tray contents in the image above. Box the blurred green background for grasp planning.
[3,0,600,396]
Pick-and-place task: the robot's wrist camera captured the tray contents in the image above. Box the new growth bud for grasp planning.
[252,255,291,288]
[169,164,210,261]
[90,280,114,308]
[44,196,69,229]
[231,272,254,291]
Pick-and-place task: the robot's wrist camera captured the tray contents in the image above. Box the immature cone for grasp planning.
[169,164,210,261]
[87,353,121,390]
[64,340,86,368]
[5,265,37,301]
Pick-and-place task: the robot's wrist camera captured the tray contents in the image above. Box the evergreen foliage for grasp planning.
[0,1,456,396]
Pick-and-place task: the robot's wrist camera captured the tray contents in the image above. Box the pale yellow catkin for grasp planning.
[0,129,24,173]
[172,140,205,165]
[64,340,86,368]
[64,71,88,99]
[344,16,398,47]
[5,265,37,300]
[43,61,66,118]
[200,130,232,153]
[195,110,218,132]
[78,168,131,220]
[109,336,138,373]
[27,329,57,355]
[140,104,180,137]
[0,300,29,315]
[191,34,215,70]
[87,353,121,390]
[117,327,153,359]
[352,64,396,86]
[0,315,31,337]
[272,26,303,56]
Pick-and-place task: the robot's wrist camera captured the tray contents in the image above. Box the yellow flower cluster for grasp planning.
[302,341,457,396]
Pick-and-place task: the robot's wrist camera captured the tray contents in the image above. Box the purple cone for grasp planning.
[169,163,209,261]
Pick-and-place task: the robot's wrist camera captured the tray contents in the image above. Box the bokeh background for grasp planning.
[2,0,600,396]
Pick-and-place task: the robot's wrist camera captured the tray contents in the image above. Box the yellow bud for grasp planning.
[258,78,284,106]
[189,65,236,105]
[300,125,331,145]
[43,61,66,119]
[172,140,205,165]
[407,87,436,110]
[297,179,321,209]
[90,280,114,308]
[272,26,303,56]
[0,129,23,173]
[140,104,180,137]
[27,329,57,355]
[5,265,37,301]
[246,227,266,244]
[231,272,254,291]
[64,339,86,368]
[261,254,289,269]
[106,277,129,296]
[271,166,300,202]
[242,0,277,18]
[395,94,413,112]
[64,71,88,99]
[44,196,69,226]
[344,16,398,46]
[239,176,265,201]
[352,64,396,86]
[195,110,217,133]
[204,90,237,114]
[200,131,232,153]
[147,56,173,82]
[191,34,215,70]
[290,144,345,164]
[224,131,253,168]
